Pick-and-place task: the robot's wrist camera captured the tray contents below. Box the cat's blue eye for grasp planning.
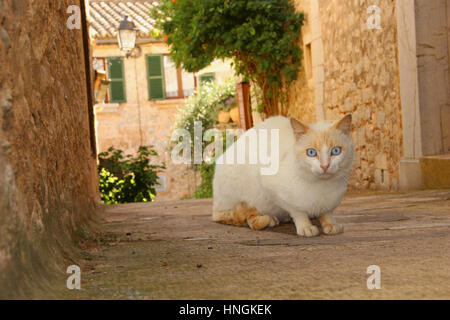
[331,147,342,156]
[306,148,317,157]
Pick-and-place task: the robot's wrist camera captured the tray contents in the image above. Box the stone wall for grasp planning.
[320,0,403,190]
[0,0,100,297]
[290,0,403,190]
[285,0,316,123]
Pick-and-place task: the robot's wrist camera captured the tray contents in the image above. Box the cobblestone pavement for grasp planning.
[60,190,450,299]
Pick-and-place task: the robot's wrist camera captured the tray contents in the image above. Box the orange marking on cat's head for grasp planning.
[293,115,352,159]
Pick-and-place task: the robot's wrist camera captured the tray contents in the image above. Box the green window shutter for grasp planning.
[199,73,215,85]
[107,57,126,103]
[146,55,165,100]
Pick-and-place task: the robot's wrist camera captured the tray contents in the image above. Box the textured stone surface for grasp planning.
[285,0,316,123]
[289,0,403,191]
[0,0,99,298]
[50,190,450,300]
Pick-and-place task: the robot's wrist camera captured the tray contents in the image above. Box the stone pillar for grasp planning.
[415,0,449,156]
[396,0,450,189]
[396,0,423,189]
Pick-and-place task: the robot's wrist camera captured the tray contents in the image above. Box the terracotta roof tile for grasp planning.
[88,1,159,40]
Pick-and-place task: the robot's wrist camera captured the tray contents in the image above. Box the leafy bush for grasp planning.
[98,146,166,204]
[151,0,304,116]
[172,78,237,199]
[172,77,237,159]
[192,163,215,199]
[174,77,236,132]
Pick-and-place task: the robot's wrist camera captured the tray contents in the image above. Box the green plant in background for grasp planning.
[172,78,237,199]
[172,77,237,158]
[192,162,216,199]
[150,0,304,116]
[98,146,166,204]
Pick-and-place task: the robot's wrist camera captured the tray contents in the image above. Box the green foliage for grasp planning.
[192,162,215,199]
[98,146,166,204]
[172,77,236,159]
[150,0,304,115]
[172,79,237,199]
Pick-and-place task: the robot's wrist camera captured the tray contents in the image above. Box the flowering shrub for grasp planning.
[172,77,236,199]
[98,146,166,204]
[173,77,236,152]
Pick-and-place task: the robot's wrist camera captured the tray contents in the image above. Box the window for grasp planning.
[146,55,165,100]
[304,43,312,80]
[163,55,178,98]
[93,57,109,103]
[107,57,126,103]
[155,176,167,193]
[181,69,195,96]
[199,73,215,85]
[93,57,107,73]
[146,54,196,100]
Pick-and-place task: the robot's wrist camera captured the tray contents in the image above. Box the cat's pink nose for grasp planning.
[321,164,330,173]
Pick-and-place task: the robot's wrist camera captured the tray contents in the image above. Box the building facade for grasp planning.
[89,1,235,200]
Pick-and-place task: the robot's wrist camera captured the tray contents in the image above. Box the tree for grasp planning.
[151,0,304,116]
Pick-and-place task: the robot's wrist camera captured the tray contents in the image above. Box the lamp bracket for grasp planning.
[125,44,142,59]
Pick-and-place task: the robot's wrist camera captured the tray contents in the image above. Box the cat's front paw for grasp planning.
[268,216,279,227]
[297,225,320,237]
[322,223,343,235]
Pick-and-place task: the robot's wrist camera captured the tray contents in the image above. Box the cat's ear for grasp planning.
[290,118,309,140]
[333,114,352,135]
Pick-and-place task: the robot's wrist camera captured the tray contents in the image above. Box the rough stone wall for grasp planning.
[319,0,403,191]
[285,0,316,123]
[0,0,100,298]
[290,0,403,191]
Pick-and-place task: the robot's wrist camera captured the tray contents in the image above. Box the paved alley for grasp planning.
[60,190,450,299]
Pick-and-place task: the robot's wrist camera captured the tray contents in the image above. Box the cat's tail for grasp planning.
[213,202,279,230]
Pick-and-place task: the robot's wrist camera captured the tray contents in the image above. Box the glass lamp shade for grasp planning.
[117,16,137,53]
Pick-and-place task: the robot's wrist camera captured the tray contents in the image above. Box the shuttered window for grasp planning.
[107,57,126,103]
[146,55,165,100]
[199,73,215,85]
[93,57,110,103]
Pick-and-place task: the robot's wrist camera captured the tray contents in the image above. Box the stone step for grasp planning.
[420,154,450,189]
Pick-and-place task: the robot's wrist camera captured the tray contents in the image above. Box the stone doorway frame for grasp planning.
[395,0,450,189]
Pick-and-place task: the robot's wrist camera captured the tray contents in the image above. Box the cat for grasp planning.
[212,114,354,237]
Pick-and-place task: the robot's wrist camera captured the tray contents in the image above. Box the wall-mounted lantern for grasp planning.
[117,16,137,56]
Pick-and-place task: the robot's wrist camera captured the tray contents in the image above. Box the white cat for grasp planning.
[212,115,354,237]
